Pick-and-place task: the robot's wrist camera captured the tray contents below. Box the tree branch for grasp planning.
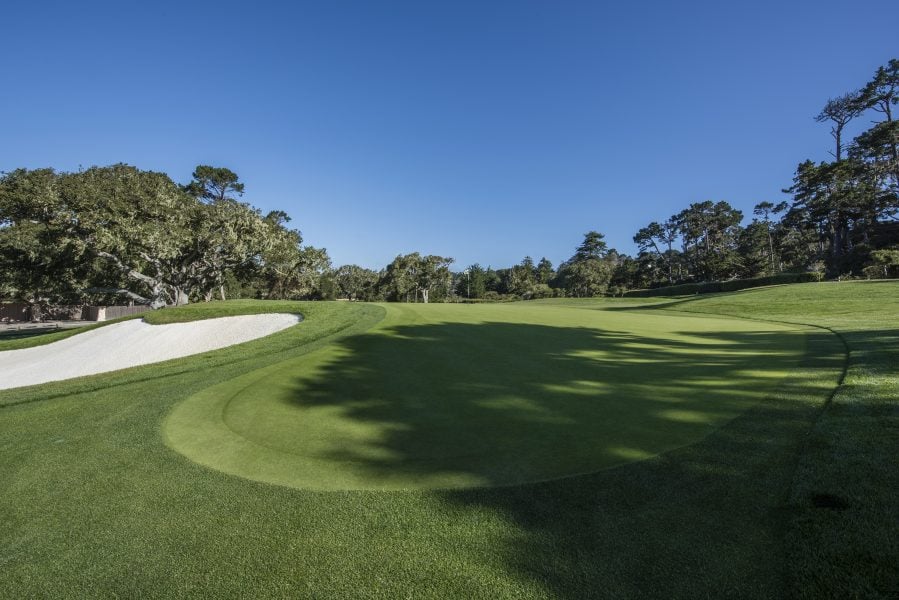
[83,287,153,305]
[96,251,159,286]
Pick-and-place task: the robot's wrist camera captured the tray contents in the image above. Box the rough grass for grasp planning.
[1,284,895,597]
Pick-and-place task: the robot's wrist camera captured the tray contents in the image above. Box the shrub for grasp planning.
[623,272,821,298]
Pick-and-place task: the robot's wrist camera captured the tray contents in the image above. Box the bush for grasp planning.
[623,272,821,298]
[523,284,554,300]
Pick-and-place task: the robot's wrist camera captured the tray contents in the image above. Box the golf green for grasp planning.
[164,302,809,490]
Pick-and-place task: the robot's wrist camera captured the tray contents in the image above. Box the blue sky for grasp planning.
[1,1,896,270]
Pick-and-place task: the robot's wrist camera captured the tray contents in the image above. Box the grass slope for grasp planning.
[0,285,894,597]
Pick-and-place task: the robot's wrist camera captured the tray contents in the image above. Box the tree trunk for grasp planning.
[832,221,843,260]
[421,288,429,304]
[766,225,776,274]
[96,251,169,308]
[172,288,190,306]
[835,125,842,162]
[219,285,226,301]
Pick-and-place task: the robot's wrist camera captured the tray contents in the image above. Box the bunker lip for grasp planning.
[0,313,301,390]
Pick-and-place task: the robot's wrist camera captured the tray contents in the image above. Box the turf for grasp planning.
[0,322,112,351]
[1,284,896,598]
[166,302,808,490]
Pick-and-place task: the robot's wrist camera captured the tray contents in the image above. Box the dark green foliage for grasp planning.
[456,264,488,299]
[555,231,615,297]
[535,257,554,284]
[333,264,380,301]
[738,220,775,278]
[378,253,454,303]
[623,272,822,297]
[0,164,330,307]
[183,165,245,203]
[674,200,744,281]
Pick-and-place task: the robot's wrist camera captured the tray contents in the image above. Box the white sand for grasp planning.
[0,313,300,391]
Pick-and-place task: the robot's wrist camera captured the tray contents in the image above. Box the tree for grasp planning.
[379,253,454,303]
[182,166,272,301]
[556,231,613,297]
[380,253,419,302]
[737,220,773,278]
[456,264,487,299]
[0,164,312,308]
[856,59,899,201]
[333,264,379,300]
[483,267,502,294]
[507,256,537,296]
[536,257,554,284]
[815,93,863,162]
[263,237,328,300]
[863,247,899,278]
[415,255,454,303]
[0,165,208,308]
[0,168,93,308]
[633,220,678,283]
[674,201,743,280]
[859,59,899,122]
[753,201,780,274]
[573,231,608,261]
[609,254,646,293]
[784,159,881,273]
[183,166,245,203]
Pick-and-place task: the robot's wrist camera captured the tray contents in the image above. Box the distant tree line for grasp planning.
[329,231,621,302]
[431,58,898,301]
[3,60,896,308]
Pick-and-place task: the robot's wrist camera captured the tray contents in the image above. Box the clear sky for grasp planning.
[2,1,896,270]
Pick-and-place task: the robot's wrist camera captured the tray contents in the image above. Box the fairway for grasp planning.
[165,302,808,490]
[7,284,898,598]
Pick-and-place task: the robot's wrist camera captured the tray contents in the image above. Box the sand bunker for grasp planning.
[0,313,300,390]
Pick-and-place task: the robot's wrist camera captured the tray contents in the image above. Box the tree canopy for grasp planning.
[0,164,329,308]
[3,59,897,307]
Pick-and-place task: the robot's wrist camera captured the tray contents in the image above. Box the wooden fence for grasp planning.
[1,303,150,323]
[0,303,30,323]
[103,305,151,320]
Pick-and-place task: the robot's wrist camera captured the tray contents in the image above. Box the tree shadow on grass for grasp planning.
[268,322,807,488]
[263,318,847,596]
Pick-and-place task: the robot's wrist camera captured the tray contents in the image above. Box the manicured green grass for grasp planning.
[166,302,808,490]
[652,281,899,598]
[0,322,109,351]
[1,284,895,597]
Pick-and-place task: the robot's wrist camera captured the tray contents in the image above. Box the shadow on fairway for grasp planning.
[273,321,810,488]
[442,327,848,598]
[272,319,847,596]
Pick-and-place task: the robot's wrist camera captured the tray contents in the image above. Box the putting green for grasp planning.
[164,302,810,490]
